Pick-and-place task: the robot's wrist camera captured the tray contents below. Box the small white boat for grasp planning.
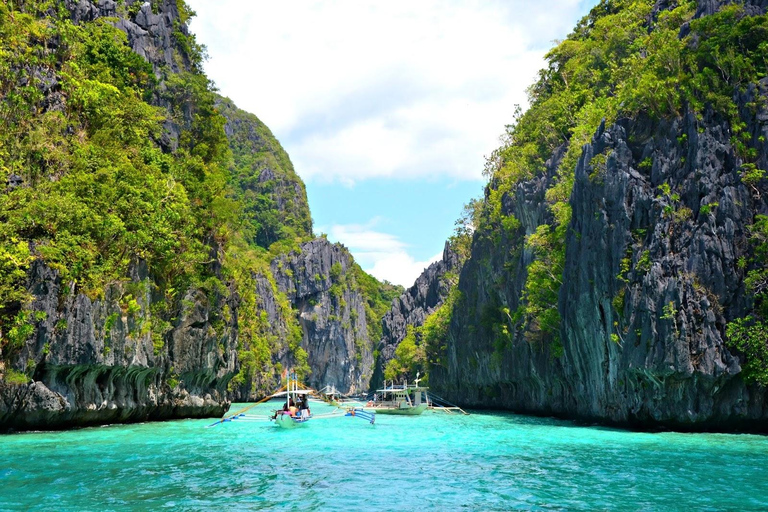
[365,375,429,416]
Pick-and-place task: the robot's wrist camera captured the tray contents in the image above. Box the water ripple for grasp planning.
[1,405,767,510]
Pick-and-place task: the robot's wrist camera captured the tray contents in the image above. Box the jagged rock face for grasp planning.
[1,236,380,430]
[0,0,239,432]
[0,261,236,431]
[0,1,374,429]
[433,79,768,430]
[254,275,290,356]
[0,2,377,431]
[272,239,372,394]
[431,148,569,416]
[371,243,460,389]
[559,95,767,428]
[62,0,198,151]
[694,0,768,17]
[64,0,190,73]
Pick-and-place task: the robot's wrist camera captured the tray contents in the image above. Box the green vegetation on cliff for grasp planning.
[0,1,307,388]
[215,96,312,250]
[728,215,768,385]
[384,325,423,383]
[0,1,406,394]
[471,0,768,357]
[349,261,403,343]
[384,286,459,384]
[0,2,224,317]
[0,1,242,376]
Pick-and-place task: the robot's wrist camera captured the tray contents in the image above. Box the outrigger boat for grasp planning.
[270,372,315,428]
[206,370,375,428]
[365,374,429,416]
[318,384,342,406]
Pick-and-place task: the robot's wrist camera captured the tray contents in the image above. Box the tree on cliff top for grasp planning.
[465,0,768,361]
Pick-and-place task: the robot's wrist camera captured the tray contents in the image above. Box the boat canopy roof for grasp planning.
[270,390,315,397]
[375,386,428,393]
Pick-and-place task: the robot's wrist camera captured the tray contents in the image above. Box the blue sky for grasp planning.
[185,0,595,286]
[308,178,486,283]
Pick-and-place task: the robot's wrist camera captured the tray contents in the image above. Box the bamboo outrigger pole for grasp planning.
[205,383,287,428]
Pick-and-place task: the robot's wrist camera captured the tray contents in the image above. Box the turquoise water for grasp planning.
[2,402,768,511]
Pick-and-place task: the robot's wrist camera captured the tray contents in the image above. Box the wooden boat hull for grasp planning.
[365,403,428,415]
[275,413,309,428]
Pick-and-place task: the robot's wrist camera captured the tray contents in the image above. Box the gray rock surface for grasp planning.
[62,0,198,152]
[0,260,236,431]
[432,146,567,417]
[433,93,768,430]
[1,1,245,430]
[694,0,768,17]
[371,242,460,389]
[0,2,375,432]
[65,0,188,73]
[272,239,373,394]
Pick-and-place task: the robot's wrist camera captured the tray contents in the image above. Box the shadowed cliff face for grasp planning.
[432,147,568,416]
[371,243,461,390]
[428,0,768,433]
[433,85,768,430]
[0,260,235,430]
[273,240,374,394]
[0,237,378,430]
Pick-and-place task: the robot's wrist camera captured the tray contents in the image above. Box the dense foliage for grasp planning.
[0,2,229,348]
[0,3,258,386]
[468,0,768,360]
[0,0,403,391]
[727,215,768,385]
[384,325,424,383]
[385,275,460,384]
[214,96,312,250]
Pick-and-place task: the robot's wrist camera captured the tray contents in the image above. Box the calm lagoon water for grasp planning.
[1,402,767,511]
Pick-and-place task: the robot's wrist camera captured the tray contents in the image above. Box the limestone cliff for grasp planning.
[432,0,768,431]
[371,242,461,389]
[0,0,381,431]
[0,260,235,430]
[272,239,374,394]
[63,0,200,151]
[216,96,313,248]
[0,0,239,431]
[63,0,191,73]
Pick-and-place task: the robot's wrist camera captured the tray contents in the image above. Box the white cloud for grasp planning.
[368,251,443,289]
[321,221,442,287]
[186,0,592,184]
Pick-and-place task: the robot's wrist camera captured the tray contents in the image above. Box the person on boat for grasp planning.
[288,396,299,417]
[299,394,310,419]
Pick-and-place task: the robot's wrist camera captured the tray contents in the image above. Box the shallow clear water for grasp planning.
[2,402,767,511]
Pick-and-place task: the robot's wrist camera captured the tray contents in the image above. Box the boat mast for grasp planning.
[414,371,422,406]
